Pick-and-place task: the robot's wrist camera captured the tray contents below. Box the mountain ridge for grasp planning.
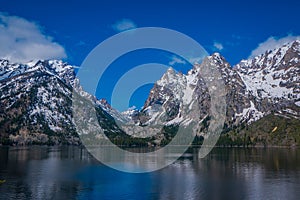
[0,40,299,146]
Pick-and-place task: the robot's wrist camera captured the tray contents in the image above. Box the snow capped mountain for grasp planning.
[0,59,78,144]
[0,59,125,145]
[0,39,299,146]
[235,40,300,119]
[142,67,189,123]
[140,41,299,141]
[0,59,75,86]
[235,40,300,101]
[142,53,256,131]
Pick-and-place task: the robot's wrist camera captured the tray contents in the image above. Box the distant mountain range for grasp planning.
[0,40,299,146]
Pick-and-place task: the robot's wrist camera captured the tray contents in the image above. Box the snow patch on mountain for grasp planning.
[235,40,300,101]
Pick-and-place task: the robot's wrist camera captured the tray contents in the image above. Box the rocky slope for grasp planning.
[0,59,127,145]
[133,40,300,145]
[235,40,300,120]
[141,53,260,128]
[0,60,78,144]
[0,40,299,146]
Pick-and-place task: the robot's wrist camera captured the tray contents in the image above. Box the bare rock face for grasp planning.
[0,40,299,145]
[140,41,299,136]
[0,59,124,145]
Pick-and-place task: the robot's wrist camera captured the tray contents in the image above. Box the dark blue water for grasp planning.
[0,146,300,199]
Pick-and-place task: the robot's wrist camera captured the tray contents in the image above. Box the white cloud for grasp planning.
[213,42,224,51]
[187,57,204,65]
[0,13,66,63]
[76,40,87,46]
[168,56,187,66]
[112,19,137,32]
[249,35,300,58]
[168,55,206,66]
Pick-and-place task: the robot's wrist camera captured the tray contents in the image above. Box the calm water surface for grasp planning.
[0,146,299,200]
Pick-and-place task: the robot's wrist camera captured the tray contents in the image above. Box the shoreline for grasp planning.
[0,144,298,149]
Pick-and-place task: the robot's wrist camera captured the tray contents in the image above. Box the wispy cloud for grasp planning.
[112,19,137,32]
[249,35,300,58]
[75,40,87,46]
[0,13,66,63]
[168,56,187,66]
[168,55,205,65]
[213,41,224,51]
[188,57,204,65]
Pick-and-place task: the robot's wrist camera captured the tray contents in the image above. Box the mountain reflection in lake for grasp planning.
[0,146,300,200]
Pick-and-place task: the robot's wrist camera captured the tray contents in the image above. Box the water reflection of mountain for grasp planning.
[0,147,299,199]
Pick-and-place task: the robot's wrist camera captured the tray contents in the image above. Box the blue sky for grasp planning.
[1,0,300,110]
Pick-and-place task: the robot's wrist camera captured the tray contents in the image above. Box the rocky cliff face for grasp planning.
[142,41,299,124]
[235,40,300,120]
[0,59,126,145]
[0,60,78,144]
[0,40,299,146]
[134,41,299,145]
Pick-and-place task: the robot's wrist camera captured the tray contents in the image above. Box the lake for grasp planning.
[0,146,300,199]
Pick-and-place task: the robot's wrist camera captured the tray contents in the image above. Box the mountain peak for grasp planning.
[211,52,221,57]
[208,52,224,63]
[236,39,300,72]
[156,67,182,86]
[1,39,300,146]
[166,67,175,74]
[205,52,232,70]
[234,39,299,102]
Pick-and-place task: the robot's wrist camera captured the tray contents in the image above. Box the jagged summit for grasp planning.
[234,40,300,102]
[141,41,299,138]
[236,40,300,71]
[208,52,225,65]
[0,58,126,144]
[0,59,76,87]
[0,40,299,145]
[156,67,180,86]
